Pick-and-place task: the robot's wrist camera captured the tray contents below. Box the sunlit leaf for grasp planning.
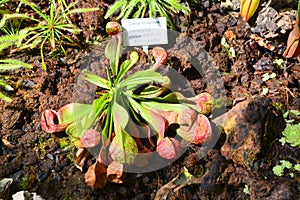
[81,69,110,89]
[119,70,163,89]
[0,92,12,102]
[112,100,129,133]
[109,129,138,164]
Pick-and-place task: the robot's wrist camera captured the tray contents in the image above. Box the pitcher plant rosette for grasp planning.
[41,22,215,188]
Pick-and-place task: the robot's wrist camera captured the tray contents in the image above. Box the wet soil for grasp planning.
[1,0,300,199]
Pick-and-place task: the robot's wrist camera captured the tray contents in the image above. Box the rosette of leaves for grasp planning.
[0,0,99,70]
[41,22,214,188]
[104,0,190,30]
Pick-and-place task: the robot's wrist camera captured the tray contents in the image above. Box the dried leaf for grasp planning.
[152,47,168,65]
[85,161,107,188]
[75,148,90,171]
[107,161,124,183]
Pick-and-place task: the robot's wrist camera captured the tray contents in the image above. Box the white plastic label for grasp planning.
[121,17,168,46]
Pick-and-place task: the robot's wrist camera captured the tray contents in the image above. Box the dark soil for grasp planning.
[1,0,300,199]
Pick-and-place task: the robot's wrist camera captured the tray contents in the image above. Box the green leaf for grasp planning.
[0,91,12,102]
[0,59,33,70]
[112,99,129,133]
[105,32,122,76]
[59,103,93,124]
[0,80,13,91]
[104,0,125,19]
[119,70,163,89]
[290,109,300,117]
[127,97,166,138]
[81,69,110,90]
[273,165,284,176]
[282,124,300,147]
[68,7,100,15]
[20,0,49,22]
[115,51,139,83]
[280,160,292,169]
[140,100,187,113]
[123,0,139,19]
[294,164,300,171]
[109,128,138,164]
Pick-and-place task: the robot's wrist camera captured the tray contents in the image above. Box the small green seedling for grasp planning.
[262,72,276,82]
[243,184,250,195]
[220,37,236,58]
[279,123,300,147]
[273,58,284,69]
[273,160,300,177]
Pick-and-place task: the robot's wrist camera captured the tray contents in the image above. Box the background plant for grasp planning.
[0,35,32,102]
[0,0,99,70]
[104,0,190,30]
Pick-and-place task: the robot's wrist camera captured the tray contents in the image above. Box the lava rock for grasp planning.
[214,98,285,170]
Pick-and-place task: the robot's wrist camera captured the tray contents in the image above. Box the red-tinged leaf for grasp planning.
[41,109,68,133]
[148,110,167,139]
[152,47,168,65]
[164,111,179,126]
[106,22,122,36]
[284,22,300,58]
[190,92,215,114]
[113,101,129,133]
[107,161,124,183]
[80,130,101,148]
[85,161,107,188]
[75,148,90,171]
[58,103,92,124]
[109,129,138,164]
[177,114,212,145]
[177,109,197,132]
[157,137,181,159]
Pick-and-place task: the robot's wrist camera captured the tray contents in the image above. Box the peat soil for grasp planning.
[1,0,300,199]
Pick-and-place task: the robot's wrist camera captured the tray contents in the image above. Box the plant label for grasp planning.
[121,17,168,47]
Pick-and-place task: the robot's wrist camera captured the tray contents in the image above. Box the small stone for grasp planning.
[0,178,13,200]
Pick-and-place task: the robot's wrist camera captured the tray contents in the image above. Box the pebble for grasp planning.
[0,178,13,200]
[12,191,45,200]
[37,171,49,182]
